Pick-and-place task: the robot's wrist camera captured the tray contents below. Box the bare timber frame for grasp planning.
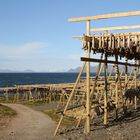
[54,10,140,136]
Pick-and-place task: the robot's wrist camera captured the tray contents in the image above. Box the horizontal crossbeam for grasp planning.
[81,57,140,67]
[90,25,140,32]
[69,11,140,22]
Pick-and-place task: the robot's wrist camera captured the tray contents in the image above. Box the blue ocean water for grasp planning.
[1,73,138,88]
[0,73,81,87]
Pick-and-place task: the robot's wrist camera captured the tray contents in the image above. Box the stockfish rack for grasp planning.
[54,11,140,135]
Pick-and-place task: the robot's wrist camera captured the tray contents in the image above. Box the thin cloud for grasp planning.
[0,42,47,59]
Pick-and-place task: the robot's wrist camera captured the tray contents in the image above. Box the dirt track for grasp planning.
[1,104,140,140]
[0,104,62,140]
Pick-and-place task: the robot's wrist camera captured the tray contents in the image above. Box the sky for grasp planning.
[0,0,140,72]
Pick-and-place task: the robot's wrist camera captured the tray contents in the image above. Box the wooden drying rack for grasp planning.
[54,10,140,136]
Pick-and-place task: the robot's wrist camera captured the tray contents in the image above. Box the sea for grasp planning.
[0,72,138,88]
[0,73,84,87]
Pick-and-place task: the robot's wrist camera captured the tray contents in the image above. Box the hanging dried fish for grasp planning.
[81,32,140,60]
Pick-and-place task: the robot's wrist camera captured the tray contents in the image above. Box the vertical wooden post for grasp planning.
[25,91,28,101]
[5,89,9,102]
[104,54,108,125]
[115,67,118,107]
[29,89,33,102]
[16,86,19,102]
[77,54,103,128]
[134,60,137,109]
[115,56,119,119]
[85,20,91,133]
[49,88,52,103]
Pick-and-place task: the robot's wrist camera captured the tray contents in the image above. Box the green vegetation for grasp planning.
[0,104,17,118]
[44,109,76,128]
[23,101,49,107]
[0,96,13,103]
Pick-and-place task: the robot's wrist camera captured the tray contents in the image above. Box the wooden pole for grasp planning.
[16,86,19,102]
[115,56,119,118]
[134,60,137,109]
[85,20,91,133]
[5,89,9,102]
[54,62,86,136]
[69,11,140,22]
[77,54,103,128]
[104,54,108,125]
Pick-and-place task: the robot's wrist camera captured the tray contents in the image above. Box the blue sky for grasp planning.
[0,0,140,72]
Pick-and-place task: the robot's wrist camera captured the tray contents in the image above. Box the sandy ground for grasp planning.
[1,103,140,140]
[0,104,63,140]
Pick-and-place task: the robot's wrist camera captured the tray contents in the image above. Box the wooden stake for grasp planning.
[77,54,103,128]
[16,86,19,102]
[85,20,91,133]
[134,60,137,109]
[5,89,9,102]
[104,54,108,125]
[54,62,86,136]
[115,56,119,118]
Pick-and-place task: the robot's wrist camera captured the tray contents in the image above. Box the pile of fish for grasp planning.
[82,33,140,60]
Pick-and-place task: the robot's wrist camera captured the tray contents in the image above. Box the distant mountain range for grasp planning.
[0,69,35,73]
[0,65,133,73]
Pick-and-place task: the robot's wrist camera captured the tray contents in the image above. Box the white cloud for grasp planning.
[0,42,47,59]
[0,42,85,72]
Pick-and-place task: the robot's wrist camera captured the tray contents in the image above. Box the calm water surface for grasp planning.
[0,73,80,87]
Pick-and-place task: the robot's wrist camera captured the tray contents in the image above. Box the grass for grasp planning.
[0,97,13,103]
[0,104,17,128]
[23,101,49,107]
[43,109,76,128]
[0,104,17,118]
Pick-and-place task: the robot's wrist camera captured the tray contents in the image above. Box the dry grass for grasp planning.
[0,104,17,118]
[0,104,17,129]
[44,109,76,128]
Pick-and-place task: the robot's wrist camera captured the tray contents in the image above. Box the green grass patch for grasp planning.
[0,104,17,118]
[23,101,49,107]
[0,96,13,103]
